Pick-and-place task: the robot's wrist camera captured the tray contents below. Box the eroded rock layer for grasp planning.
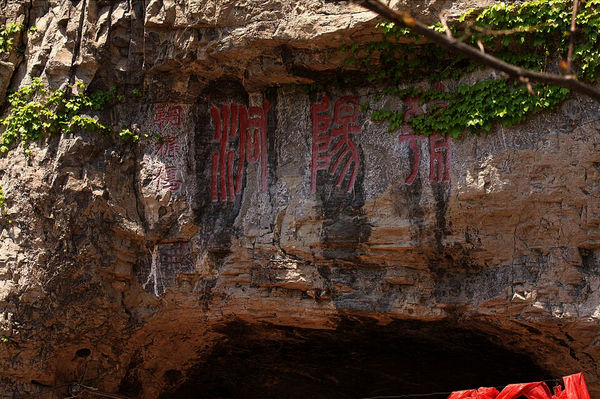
[1,1,600,398]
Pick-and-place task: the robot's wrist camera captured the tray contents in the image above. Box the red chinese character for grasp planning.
[311,96,332,193]
[398,85,451,185]
[311,95,361,193]
[154,165,183,193]
[399,134,451,184]
[397,94,426,185]
[430,82,449,113]
[400,95,424,134]
[427,84,450,183]
[429,134,451,183]
[154,136,180,158]
[210,104,235,202]
[241,101,270,194]
[399,134,425,185]
[210,101,270,202]
[154,105,182,128]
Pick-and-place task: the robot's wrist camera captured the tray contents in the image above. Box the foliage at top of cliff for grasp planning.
[1,0,599,151]
[343,0,600,137]
[361,0,600,82]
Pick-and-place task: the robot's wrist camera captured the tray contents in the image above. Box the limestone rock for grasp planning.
[0,1,599,398]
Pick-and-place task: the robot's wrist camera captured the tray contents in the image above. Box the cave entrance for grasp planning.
[160,319,551,399]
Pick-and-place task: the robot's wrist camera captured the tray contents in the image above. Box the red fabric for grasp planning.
[448,389,479,399]
[448,387,500,399]
[562,373,591,399]
[495,382,553,399]
[447,373,590,399]
[553,384,566,399]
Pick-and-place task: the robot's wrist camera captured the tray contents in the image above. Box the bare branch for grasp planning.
[520,76,536,95]
[476,39,485,54]
[439,12,453,38]
[470,22,554,36]
[567,0,579,74]
[352,0,600,103]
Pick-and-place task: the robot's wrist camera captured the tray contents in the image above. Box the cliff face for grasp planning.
[1,1,600,398]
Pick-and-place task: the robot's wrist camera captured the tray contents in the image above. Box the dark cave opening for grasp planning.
[159,319,551,399]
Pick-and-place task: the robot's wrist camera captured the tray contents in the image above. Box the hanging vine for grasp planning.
[0,23,23,54]
[0,78,145,158]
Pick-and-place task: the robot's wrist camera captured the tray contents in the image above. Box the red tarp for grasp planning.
[447,373,591,399]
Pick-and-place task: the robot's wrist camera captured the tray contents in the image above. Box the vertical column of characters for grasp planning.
[210,101,270,202]
[311,95,361,193]
[398,84,451,185]
[152,105,184,193]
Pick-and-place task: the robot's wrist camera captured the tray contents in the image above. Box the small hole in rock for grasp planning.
[76,348,91,358]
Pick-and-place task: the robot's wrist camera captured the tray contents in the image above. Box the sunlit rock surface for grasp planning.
[1,1,600,398]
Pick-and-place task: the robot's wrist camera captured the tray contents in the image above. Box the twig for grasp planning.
[439,12,452,38]
[520,76,536,95]
[567,0,579,74]
[68,383,131,399]
[470,22,554,36]
[476,39,485,53]
[352,0,600,103]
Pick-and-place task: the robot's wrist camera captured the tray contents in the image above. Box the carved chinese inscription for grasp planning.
[153,165,183,193]
[429,134,451,183]
[311,95,361,193]
[155,136,180,158]
[154,105,182,128]
[399,134,423,185]
[151,105,185,194]
[210,101,270,202]
[143,242,194,296]
[159,241,193,273]
[398,86,451,185]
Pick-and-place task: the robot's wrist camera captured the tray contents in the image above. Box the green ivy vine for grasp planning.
[0,186,9,226]
[0,78,142,157]
[341,0,600,137]
[0,79,144,216]
[0,23,23,54]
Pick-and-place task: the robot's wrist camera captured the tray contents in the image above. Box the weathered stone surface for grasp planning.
[1,1,600,398]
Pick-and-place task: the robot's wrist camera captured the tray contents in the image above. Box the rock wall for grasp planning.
[1,1,600,398]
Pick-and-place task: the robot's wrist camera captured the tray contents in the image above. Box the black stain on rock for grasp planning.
[578,247,598,274]
[192,79,249,251]
[139,242,196,296]
[431,181,451,251]
[325,265,390,312]
[318,144,371,261]
[196,278,217,310]
[164,369,185,388]
[309,92,372,262]
[320,196,371,262]
[265,87,279,202]
[394,172,425,245]
[426,181,484,279]
[427,242,485,279]
[392,175,482,280]
[118,350,143,397]
[433,263,509,303]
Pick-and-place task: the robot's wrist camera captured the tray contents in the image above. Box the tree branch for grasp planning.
[566,0,579,74]
[352,0,600,103]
